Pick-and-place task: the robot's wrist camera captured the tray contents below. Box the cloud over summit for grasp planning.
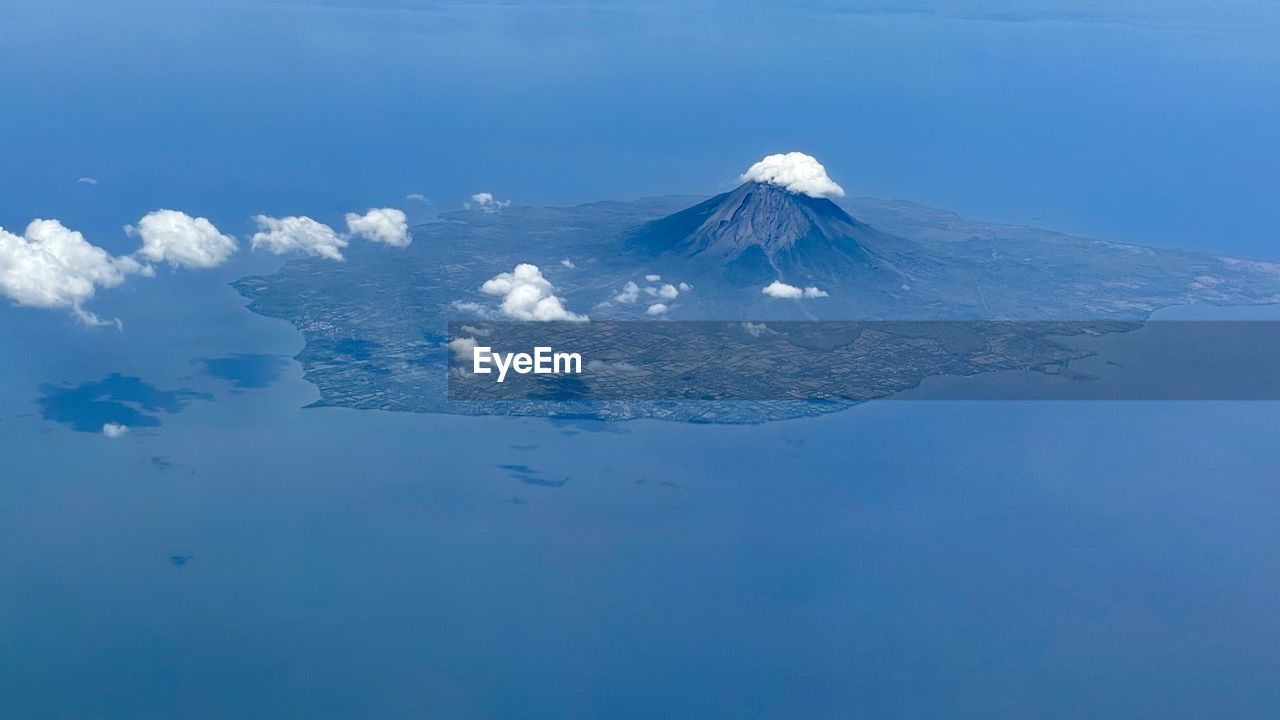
[741,152,845,199]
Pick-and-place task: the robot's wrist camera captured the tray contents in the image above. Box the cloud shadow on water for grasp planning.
[37,373,212,433]
[195,353,290,390]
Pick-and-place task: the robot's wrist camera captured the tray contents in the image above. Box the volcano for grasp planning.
[625,180,917,286]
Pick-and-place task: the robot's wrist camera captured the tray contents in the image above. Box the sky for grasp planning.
[1,0,1278,264]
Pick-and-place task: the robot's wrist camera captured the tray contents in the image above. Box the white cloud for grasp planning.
[480,263,587,321]
[465,192,510,213]
[645,283,679,300]
[345,207,410,247]
[450,300,491,316]
[448,336,478,363]
[644,274,661,282]
[611,281,640,304]
[761,281,829,299]
[459,324,491,336]
[102,422,129,438]
[77,177,99,186]
[741,152,845,199]
[406,193,430,203]
[646,303,668,315]
[761,280,804,299]
[560,258,576,269]
[250,215,348,261]
[678,282,692,292]
[130,209,237,269]
[0,219,149,326]
[742,322,770,337]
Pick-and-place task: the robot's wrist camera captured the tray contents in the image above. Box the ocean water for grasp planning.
[3,1,1280,717]
[3,269,1280,717]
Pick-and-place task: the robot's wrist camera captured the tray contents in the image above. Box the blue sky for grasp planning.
[2,0,1278,261]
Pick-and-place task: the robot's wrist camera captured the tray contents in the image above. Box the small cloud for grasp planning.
[644,274,661,282]
[250,215,347,261]
[102,422,129,438]
[405,193,430,203]
[645,283,679,300]
[77,177,99,186]
[742,322,770,337]
[560,258,576,269]
[459,324,491,336]
[480,263,587,321]
[465,192,511,214]
[611,281,640,304]
[450,300,491,316]
[762,281,828,299]
[130,209,237,269]
[448,336,478,362]
[741,152,845,199]
[761,280,804,299]
[646,302,668,315]
[678,282,692,292]
[345,207,410,247]
[757,275,829,295]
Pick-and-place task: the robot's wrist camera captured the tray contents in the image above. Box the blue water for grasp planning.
[3,289,1279,716]
[3,2,1280,717]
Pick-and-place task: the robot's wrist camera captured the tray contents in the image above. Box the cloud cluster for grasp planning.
[741,152,845,199]
[345,208,410,247]
[252,207,412,259]
[646,283,679,300]
[130,210,238,269]
[1,219,150,326]
[480,263,587,321]
[761,280,829,299]
[466,192,510,213]
[604,276,692,313]
[4,202,413,324]
[250,215,348,261]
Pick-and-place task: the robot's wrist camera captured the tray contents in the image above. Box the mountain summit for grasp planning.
[626,180,909,285]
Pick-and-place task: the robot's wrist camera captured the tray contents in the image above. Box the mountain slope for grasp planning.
[625,181,920,286]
